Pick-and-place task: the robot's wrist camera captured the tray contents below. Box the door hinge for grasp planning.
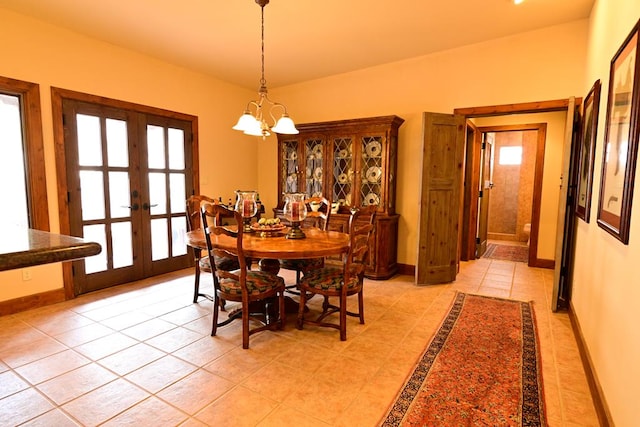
[476,237,481,244]
[479,190,483,198]
[67,191,71,203]
[481,142,486,149]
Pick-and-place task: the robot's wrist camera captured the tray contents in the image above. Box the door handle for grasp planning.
[122,203,139,211]
[142,202,158,210]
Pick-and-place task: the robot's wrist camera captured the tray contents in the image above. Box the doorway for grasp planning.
[52,88,199,297]
[476,126,544,264]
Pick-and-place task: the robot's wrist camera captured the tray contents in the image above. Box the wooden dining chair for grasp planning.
[279,196,332,289]
[296,205,376,341]
[185,195,239,304]
[201,203,286,349]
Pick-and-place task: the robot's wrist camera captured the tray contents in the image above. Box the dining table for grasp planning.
[185,226,350,271]
[185,226,350,317]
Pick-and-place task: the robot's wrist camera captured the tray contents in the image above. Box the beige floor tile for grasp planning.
[171,335,235,367]
[52,322,114,348]
[194,385,279,426]
[100,311,153,331]
[281,375,357,424]
[20,310,95,336]
[157,369,234,415]
[73,332,138,360]
[124,354,197,393]
[0,370,29,399]
[61,378,149,426]
[20,408,81,426]
[97,342,166,376]
[1,335,68,368]
[144,326,203,353]
[121,317,178,341]
[15,349,91,385]
[36,363,117,405]
[101,396,188,426]
[258,405,329,426]
[0,388,54,425]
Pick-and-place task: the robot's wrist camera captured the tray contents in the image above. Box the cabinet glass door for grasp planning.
[305,138,324,197]
[360,135,385,208]
[331,137,354,207]
[280,139,300,194]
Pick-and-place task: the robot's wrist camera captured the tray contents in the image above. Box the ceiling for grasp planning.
[0,0,594,90]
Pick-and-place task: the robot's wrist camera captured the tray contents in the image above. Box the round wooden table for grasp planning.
[185,227,350,262]
[186,227,350,315]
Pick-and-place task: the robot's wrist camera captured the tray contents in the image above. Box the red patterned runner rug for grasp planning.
[381,293,546,426]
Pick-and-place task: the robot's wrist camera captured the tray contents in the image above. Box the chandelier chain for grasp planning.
[260,4,266,87]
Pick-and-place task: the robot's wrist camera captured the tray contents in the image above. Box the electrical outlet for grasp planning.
[22,269,32,281]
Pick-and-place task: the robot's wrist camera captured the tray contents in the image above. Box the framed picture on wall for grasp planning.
[576,79,601,222]
[597,19,640,244]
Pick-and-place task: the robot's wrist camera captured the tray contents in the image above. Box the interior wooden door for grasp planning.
[62,100,194,294]
[460,121,480,261]
[476,133,494,257]
[552,97,579,311]
[416,112,465,284]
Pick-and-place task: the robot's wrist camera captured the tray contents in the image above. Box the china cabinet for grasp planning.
[275,115,404,279]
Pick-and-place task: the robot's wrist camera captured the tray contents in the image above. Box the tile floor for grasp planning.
[0,258,599,426]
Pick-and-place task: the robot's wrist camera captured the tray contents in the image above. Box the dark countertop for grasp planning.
[0,229,102,272]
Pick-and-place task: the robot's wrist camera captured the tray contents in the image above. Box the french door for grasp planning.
[62,99,194,294]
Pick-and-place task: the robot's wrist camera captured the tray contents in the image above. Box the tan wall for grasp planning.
[572,0,640,424]
[267,19,587,265]
[0,8,259,301]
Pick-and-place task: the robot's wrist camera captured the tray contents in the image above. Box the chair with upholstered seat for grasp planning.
[279,196,332,289]
[296,205,375,341]
[185,195,240,304]
[201,203,286,349]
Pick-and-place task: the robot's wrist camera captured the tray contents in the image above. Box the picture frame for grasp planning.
[575,79,601,222]
[597,19,640,244]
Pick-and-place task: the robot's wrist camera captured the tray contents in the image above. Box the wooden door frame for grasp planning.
[468,124,547,266]
[51,87,200,299]
[454,98,581,268]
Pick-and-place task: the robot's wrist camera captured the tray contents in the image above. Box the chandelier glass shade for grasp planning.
[233,0,298,138]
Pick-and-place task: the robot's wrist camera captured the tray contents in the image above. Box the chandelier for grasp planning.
[232,0,298,138]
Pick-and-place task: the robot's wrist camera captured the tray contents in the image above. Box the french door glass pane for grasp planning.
[77,114,102,166]
[147,125,165,168]
[151,218,168,260]
[148,172,167,215]
[168,128,185,169]
[83,224,107,273]
[171,216,187,256]
[0,93,29,228]
[169,173,186,213]
[106,118,129,167]
[111,221,133,268]
[109,171,131,218]
[79,170,105,220]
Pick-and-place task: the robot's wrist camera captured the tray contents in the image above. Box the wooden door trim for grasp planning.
[51,87,199,299]
[454,98,582,271]
[454,98,577,117]
[474,124,547,267]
